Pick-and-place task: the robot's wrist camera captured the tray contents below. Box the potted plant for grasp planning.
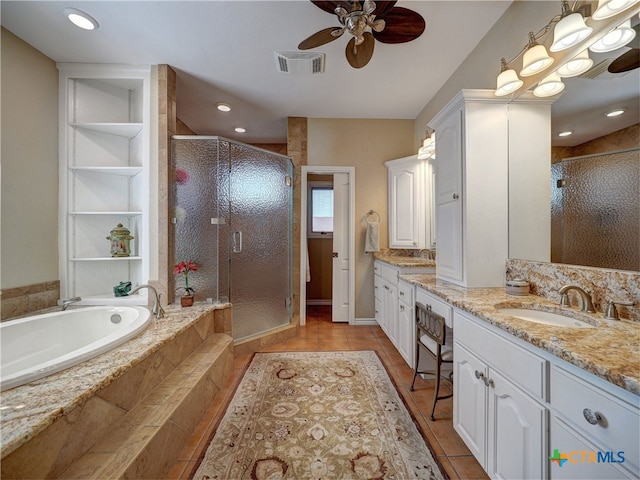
[174,260,198,307]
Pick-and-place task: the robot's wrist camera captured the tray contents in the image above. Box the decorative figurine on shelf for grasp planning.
[113,281,132,297]
[174,260,198,307]
[106,223,134,257]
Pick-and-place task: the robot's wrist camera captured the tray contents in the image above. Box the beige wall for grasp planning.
[307,118,414,319]
[414,1,558,145]
[1,28,59,289]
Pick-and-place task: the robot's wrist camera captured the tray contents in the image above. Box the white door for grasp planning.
[332,172,350,323]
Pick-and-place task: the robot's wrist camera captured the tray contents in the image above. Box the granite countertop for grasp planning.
[374,253,436,268]
[402,274,640,396]
[0,303,228,457]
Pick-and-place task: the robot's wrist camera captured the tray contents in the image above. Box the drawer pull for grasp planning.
[583,408,602,425]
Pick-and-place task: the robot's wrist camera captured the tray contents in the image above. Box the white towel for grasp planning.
[365,221,380,253]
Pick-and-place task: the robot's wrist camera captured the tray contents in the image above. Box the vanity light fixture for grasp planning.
[521,32,554,76]
[557,49,593,77]
[558,130,573,137]
[592,0,638,20]
[533,72,565,97]
[606,108,626,117]
[64,8,99,30]
[417,133,436,160]
[589,19,636,53]
[234,126,246,133]
[550,1,593,52]
[495,58,524,96]
[216,103,231,112]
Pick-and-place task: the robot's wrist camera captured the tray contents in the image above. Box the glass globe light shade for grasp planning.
[592,0,637,20]
[590,20,636,53]
[521,44,555,76]
[495,68,523,96]
[557,50,594,77]
[550,13,593,52]
[534,72,565,97]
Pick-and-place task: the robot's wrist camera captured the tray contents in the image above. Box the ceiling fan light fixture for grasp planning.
[533,72,565,97]
[589,20,636,53]
[606,108,626,117]
[550,3,592,52]
[216,103,231,112]
[64,8,99,30]
[495,58,523,96]
[592,0,638,20]
[557,49,594,77]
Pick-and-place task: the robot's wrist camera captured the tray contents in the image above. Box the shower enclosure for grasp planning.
[551,148,639,271]
[171,136,293,340]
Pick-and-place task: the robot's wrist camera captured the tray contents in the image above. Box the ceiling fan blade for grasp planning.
[608,48,640,73]
[311,1,351,14]
[298,27,344,50]
[373,1,397,16]
[346,32,375,68]
[373,7,425,44]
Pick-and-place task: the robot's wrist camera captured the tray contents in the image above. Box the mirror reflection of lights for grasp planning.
[606,109,625,117]
[234,126,246,133]
[558,131,573,137]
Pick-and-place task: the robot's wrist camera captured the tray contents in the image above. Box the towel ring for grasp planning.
[366,209,381,225]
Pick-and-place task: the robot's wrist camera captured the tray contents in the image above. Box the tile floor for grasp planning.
[166,306,489,479]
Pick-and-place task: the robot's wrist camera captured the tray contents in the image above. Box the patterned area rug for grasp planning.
[192,351,445,479]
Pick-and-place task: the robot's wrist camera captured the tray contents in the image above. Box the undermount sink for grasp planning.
[497,308,596,328]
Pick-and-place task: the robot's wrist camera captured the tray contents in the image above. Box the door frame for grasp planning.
[300,165,355,326]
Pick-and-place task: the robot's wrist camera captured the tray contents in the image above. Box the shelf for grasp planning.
[71,166,143,176]
[71,256,143,261]
[70,211,143,216]
[70,123,143,138]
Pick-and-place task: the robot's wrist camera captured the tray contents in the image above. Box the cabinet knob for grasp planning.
[474,370,485,380]
[485,377,495,388]
[583,408,602,425]
[400,305,405,311]
[400,291,404,296]
[453,193,459,200]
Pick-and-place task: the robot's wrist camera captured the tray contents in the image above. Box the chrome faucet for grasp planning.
[61,296,82,311]
[128,284,165,319]
[558,285,596,313]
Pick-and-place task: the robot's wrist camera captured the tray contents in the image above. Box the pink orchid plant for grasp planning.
[174,260,198,296]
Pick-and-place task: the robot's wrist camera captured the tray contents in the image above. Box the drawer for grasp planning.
[379,262,399,284]
[550,364,640,472]
[455,311,547,400]
[398,280,414,306]
[416,287,452,328]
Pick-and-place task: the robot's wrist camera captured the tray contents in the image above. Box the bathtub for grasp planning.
[0,306,151,391]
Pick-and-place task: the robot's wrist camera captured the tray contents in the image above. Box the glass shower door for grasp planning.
[228,143,293,340]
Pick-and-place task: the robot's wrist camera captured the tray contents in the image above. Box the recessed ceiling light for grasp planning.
[605,108,625,117]
[216,103,231,112]
[64,8,99,30]
[234,127,246,133]
[558,131,573,137]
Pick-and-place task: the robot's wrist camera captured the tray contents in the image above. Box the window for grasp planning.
[308,182,333,238]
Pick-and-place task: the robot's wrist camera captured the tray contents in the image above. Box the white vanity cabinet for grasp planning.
[454,311,548,479]
[385,155,433,249]
[428,90,552,287]
[549,364,639,479]
[58,64,151,305]
[373,260,434,367]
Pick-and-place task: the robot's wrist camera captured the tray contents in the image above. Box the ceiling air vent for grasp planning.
[275,52,325,75]
[579,58,617,79]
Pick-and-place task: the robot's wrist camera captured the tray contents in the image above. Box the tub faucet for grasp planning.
[128,284,165,319]
[558,285,596,313]
[61,297,82,311]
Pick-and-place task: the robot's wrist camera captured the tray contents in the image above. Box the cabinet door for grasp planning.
[397,300,413,368]
[388,162,423,248]
[434,108,463,282]
[383,282,398,345]
[453,342,487,465]
[487,369,547,480]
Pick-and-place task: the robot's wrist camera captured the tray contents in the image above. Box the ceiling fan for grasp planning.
[298,0,426,68]
[608,23,640,73]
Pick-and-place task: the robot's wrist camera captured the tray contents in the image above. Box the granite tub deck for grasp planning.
[403,274,640,395]
[1,303,234,480]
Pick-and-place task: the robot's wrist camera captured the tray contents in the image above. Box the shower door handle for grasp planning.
[232,231,243,253]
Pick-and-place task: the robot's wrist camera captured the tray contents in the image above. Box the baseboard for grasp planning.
[306,299,332,306]
[354,317,378,326]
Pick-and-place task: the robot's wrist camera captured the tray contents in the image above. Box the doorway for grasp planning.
[300,166,355,326]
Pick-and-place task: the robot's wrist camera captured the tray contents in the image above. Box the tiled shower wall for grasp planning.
[0,281,60,321]
[506,259,640,322]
